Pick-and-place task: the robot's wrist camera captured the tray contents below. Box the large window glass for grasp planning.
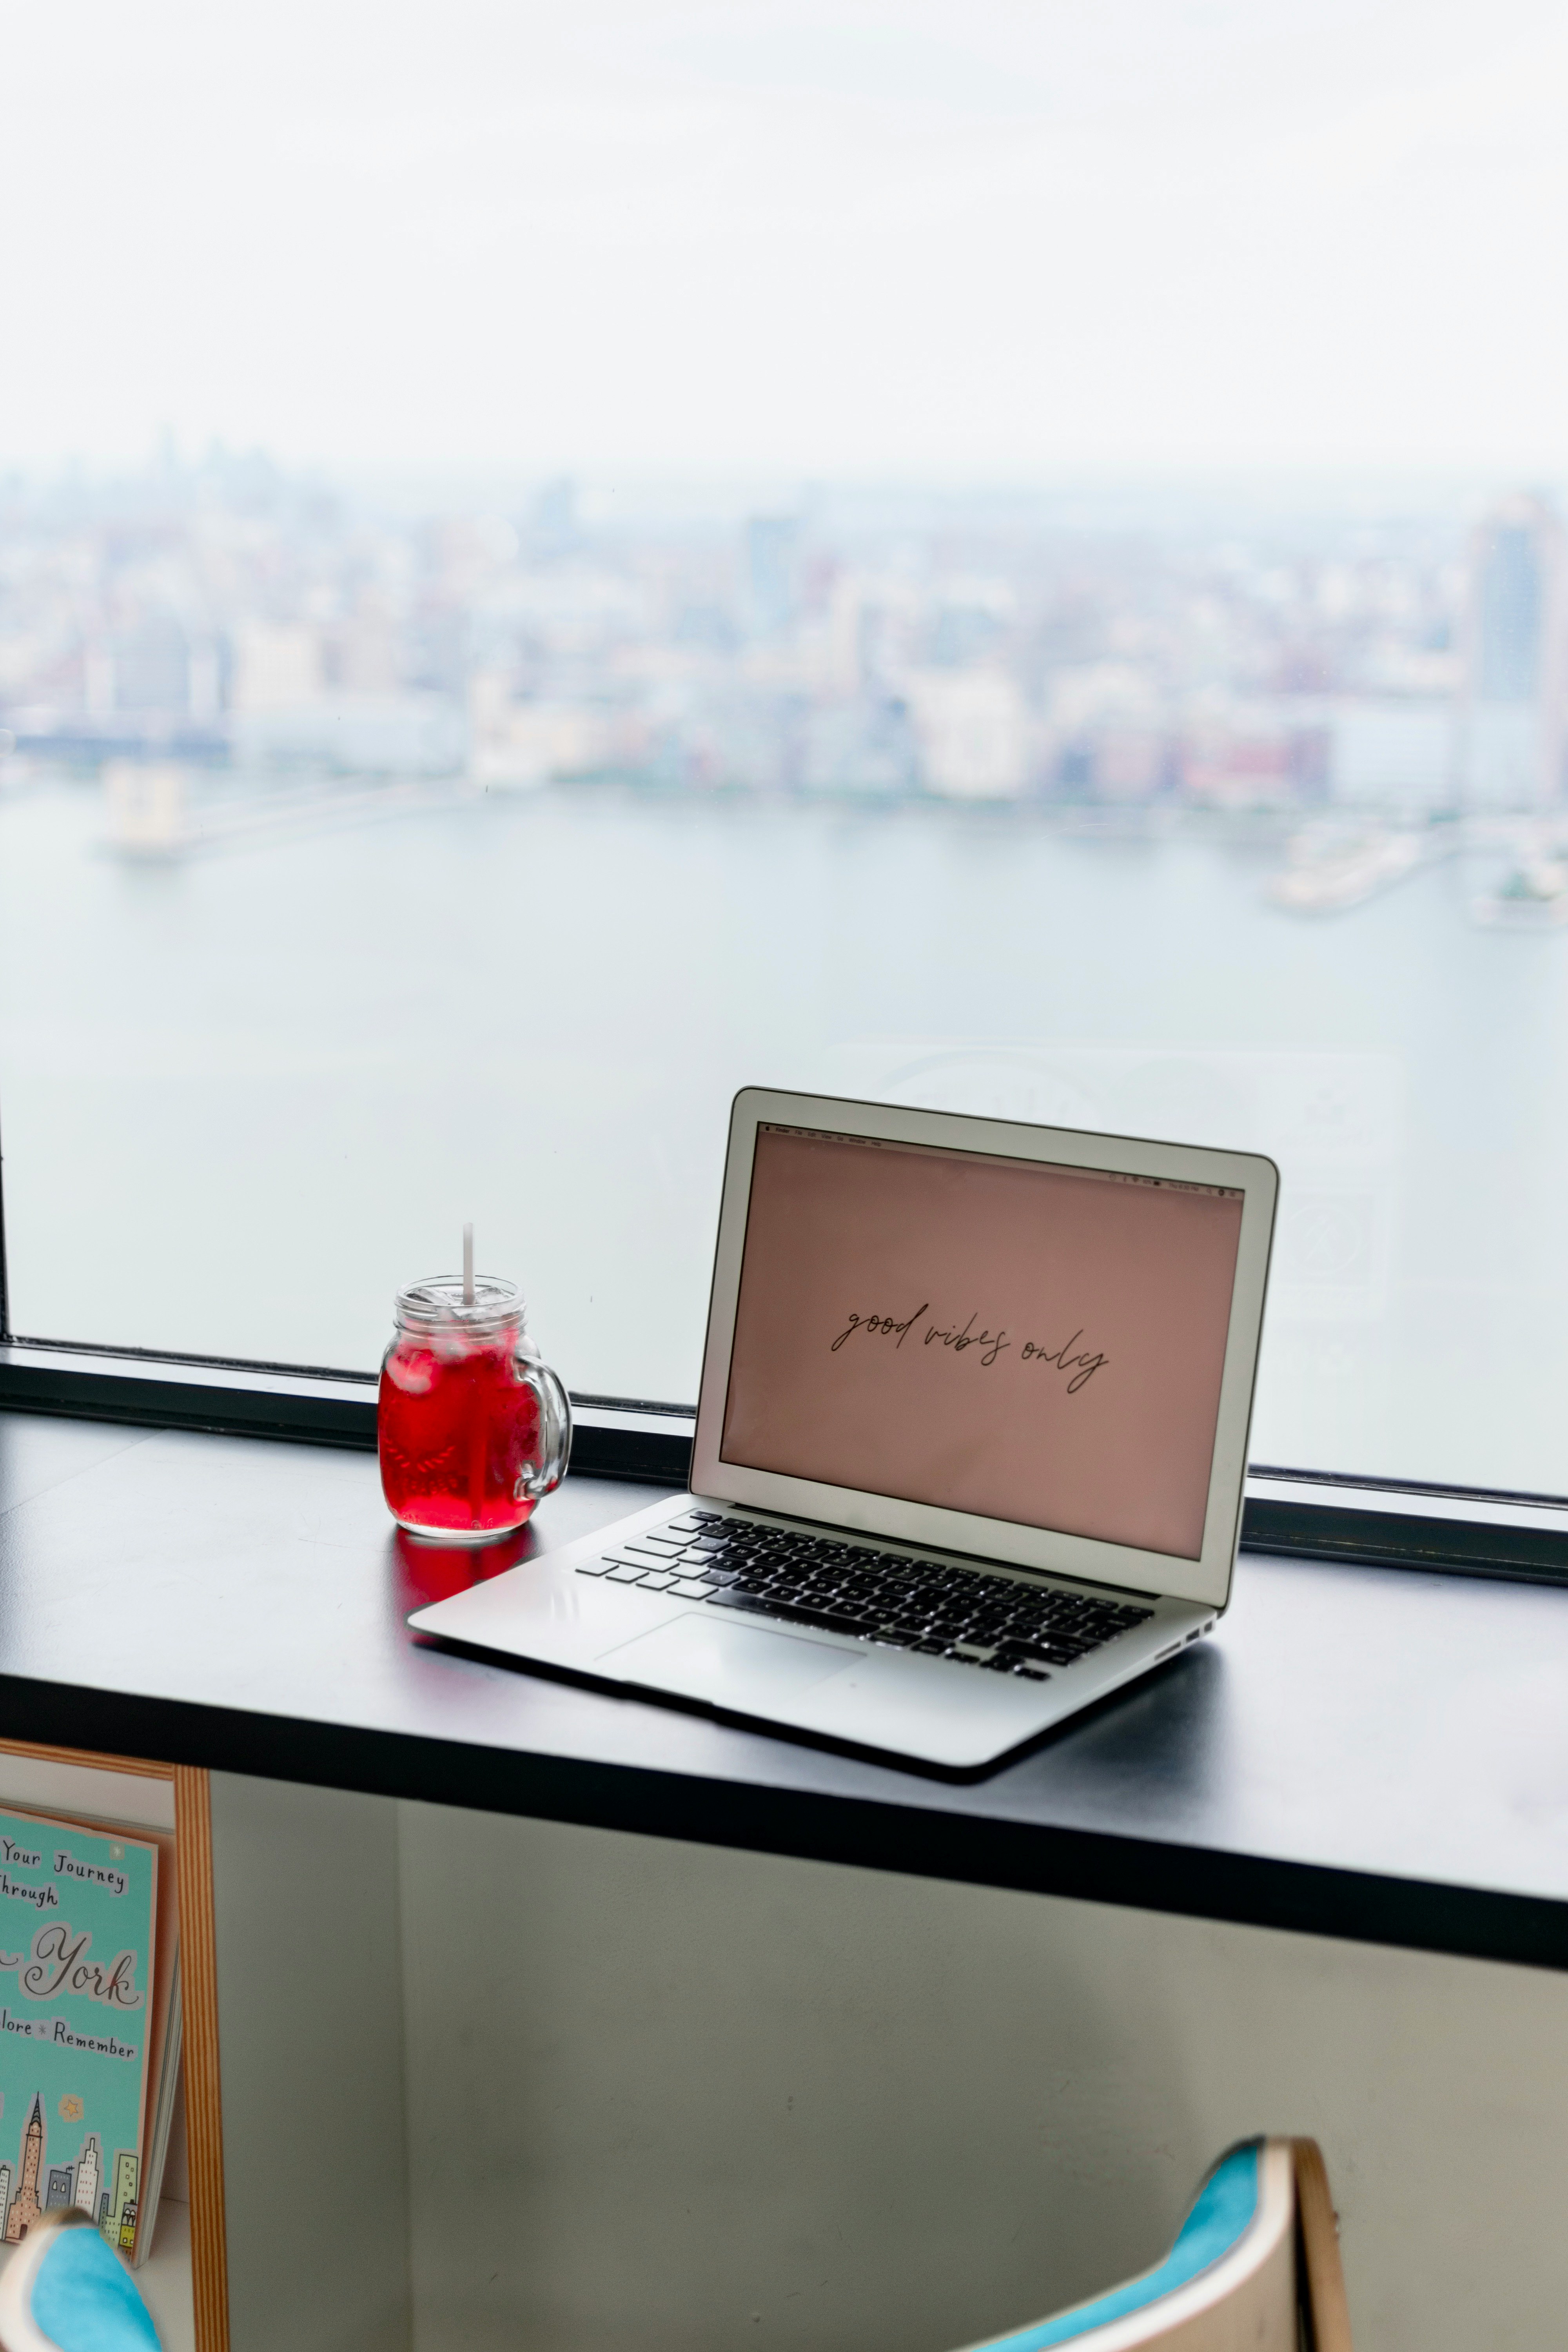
[3,2,1567,1491]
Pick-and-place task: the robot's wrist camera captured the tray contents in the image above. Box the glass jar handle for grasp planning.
[515,1358,572,1501]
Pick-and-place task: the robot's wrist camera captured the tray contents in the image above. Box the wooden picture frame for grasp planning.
[0,1736,227,2352]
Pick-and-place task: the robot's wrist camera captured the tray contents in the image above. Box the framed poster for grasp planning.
[0,1741,226,2352]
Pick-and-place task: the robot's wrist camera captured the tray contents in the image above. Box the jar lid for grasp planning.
[395,1274,523,1338]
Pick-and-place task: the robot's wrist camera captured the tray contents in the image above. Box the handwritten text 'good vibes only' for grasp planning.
[830,1304,1107,1392]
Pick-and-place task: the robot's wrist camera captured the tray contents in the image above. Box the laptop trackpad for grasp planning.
[598,1613,862,1703]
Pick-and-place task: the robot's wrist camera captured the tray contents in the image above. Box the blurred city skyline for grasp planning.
[4,446,1564,833]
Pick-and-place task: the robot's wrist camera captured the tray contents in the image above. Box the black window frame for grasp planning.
[4,1104,1568,1581]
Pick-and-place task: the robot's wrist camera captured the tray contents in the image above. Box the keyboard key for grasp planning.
[575,1558,616,1575]
[670,1577,719,1599]
[710,1588,867,1639]
[606,1564,647,1583]
[636,1571,677,1590]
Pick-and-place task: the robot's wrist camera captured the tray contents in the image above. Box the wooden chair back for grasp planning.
[956,2136,1352,2352]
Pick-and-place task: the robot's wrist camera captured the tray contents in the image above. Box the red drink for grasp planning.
[379,1276,571,1544]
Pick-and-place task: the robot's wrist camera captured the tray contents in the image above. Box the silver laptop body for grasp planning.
[410,1088,1278,1771]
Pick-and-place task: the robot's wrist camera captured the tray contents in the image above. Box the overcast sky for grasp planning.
[5,0,1567,481]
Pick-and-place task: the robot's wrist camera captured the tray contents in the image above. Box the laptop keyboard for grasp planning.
[576,1510,1154,1679]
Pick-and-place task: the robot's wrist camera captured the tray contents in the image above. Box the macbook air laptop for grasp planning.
[409,1087,1278,1771]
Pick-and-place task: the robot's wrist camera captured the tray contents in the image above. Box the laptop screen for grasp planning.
[719,1122,1245,1562]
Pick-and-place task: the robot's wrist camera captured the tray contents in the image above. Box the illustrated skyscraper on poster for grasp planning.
[0,1808,157,2257]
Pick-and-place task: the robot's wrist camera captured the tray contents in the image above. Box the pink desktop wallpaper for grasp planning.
[720,1125,1245,1560]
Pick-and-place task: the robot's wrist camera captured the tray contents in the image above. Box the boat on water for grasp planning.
[1472,853,1568,929]
[1266,827,1439,914]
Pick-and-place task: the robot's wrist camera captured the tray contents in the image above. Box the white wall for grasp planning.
[396,1801,1568,2352]
[212,1775,411,2352]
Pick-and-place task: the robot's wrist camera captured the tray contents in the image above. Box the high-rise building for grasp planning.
[106,2151,138,2252]
[530,476,581,562]
[74,2135,101,2223]
[1458,494,1567,809]
[0,2161,14,2241]
[230,621,325,717]
[45,2167,72,2210]
[906,668,1030,799]
[744,517,801,640]
[6,2096,44,2242]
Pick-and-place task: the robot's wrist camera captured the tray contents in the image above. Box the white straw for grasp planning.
[463,1222,474,1307]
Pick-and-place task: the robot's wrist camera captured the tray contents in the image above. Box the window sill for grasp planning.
[0,1339,692,1482]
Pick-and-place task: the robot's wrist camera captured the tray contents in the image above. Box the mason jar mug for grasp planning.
[377,1275,571,1543]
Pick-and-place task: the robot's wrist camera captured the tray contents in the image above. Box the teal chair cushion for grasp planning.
[973,2141,1262,2352]
[29,2223,163,2352]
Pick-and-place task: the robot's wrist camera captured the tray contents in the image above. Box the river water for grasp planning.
[3,772,1566,1495]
